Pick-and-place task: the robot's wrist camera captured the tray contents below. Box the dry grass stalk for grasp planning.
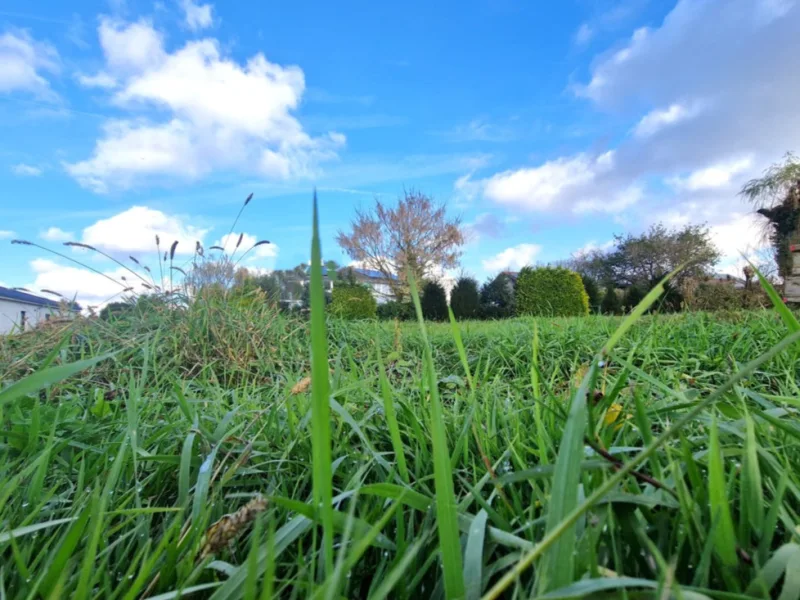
[200,495,268,558]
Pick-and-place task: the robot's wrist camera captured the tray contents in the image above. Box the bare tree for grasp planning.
[336,190,464,300]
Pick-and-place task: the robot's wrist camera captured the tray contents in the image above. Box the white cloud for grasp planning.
[480,151,615,211]
[668,156,753,191]
[0,230,16,239]
[11,163,43,176]
[574,184,643,214]
[0,30,59,100]
[40,227,74,242]
[29,258,130,309]
[465,213,504,242]
[75,71,117,89]
[574,23,594,46]
[98,17,165,73]
[633,102,704,138]
[214,232,278,261]
[181,0,214,31]
[574,239,615,258]
[482,243,541,272]
[66,18,343,192]
[80,206,209,255]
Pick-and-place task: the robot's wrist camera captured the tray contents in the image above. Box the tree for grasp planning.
[480,272,516,319]
[185,259,236,294]
[622,285,646,313]
[450,277,480,320]
[592,223,719,289]
[740,153,800,279]
[515,267,589,317]
[601,287,622,315]
[581,274,601,314]
[421,281,448,321]
[336,190,464,300]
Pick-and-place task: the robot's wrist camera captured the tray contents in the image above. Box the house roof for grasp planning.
[0,286,81,311]
[352,268,399,281]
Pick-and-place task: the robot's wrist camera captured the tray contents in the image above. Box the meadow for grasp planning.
[2,260,800,598]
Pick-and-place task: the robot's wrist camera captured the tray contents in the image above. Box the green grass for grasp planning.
[2,286,800,598]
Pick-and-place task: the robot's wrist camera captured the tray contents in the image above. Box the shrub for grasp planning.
[688,283,769,312]
[450,277,480,320]
[480,272,516,319]
[581,274,601,314]
[623,285,647,313]
[601,286,623,315]
[421,281,448,321]
[377,300,414,321]
[515,267,589,317]
[329,284,377,319]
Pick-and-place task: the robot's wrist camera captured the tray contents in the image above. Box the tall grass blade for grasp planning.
[309,190,334,578]
[708,414,738,566]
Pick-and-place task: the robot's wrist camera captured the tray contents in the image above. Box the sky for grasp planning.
[1,0,798,308]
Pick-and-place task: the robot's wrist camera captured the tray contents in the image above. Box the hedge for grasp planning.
[450,277,480,320]
[515,266,589,317]
[329,284,377,319]
[421,281,448,321]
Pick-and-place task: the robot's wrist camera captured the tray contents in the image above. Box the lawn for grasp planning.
[1,295,800,598]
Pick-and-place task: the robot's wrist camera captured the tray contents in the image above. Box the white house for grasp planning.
[346,268,398,304]
[0,286,80,334]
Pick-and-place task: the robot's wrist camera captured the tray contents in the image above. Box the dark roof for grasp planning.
[0,286,80,311]
[352,268,399,281]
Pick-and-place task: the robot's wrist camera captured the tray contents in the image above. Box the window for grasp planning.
[20,310,26,331]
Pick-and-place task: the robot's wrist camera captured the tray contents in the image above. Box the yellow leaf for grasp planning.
[604,403,623,425]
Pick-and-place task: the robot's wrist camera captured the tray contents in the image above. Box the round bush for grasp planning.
[515,266,589,317]
[450,277,480,320]
[329,284,377,319]
[421,281,448,321]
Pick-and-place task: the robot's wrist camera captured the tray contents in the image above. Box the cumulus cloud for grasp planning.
[479,151,615,212]
[11,163,43,176]
[0,30,59,100]
[667,156,753,191]
[80,206,209,255]
[181,0,214,31]
[66,17,342,192]
[213,232,279,261]
[40,227,74,242]
[29,258,131,309]
[633,102,705,138]
[574,239,615,258]
[482,243,541,272]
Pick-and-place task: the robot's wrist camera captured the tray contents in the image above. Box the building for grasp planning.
[0,286,80,334]
[345,268,398,304]
[707,273,746,289]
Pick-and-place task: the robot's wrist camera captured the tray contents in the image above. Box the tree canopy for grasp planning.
[336,190,464,300]
[571,223,720,288]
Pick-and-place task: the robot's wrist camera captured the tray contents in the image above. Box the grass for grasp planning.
[2,250,800,597]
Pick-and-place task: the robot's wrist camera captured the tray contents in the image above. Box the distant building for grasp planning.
[0,286,81,334]
[343,268,398,304]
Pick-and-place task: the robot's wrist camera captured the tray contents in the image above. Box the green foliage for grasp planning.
[581,274,601,314]
[479,272,516,318]
[3,287,800,598]
[329,283,377,320]
[376,300,414,321]
[420,280,448,321]
[601,286,622,315]
[515,266,589,317]
[623,285,646,313]
[689,282,770,312]
[449,277,480,320]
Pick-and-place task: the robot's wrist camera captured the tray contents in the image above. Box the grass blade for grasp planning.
[309,190,334,578]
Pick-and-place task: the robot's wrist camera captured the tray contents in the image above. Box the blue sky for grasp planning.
[1,0,798,307]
